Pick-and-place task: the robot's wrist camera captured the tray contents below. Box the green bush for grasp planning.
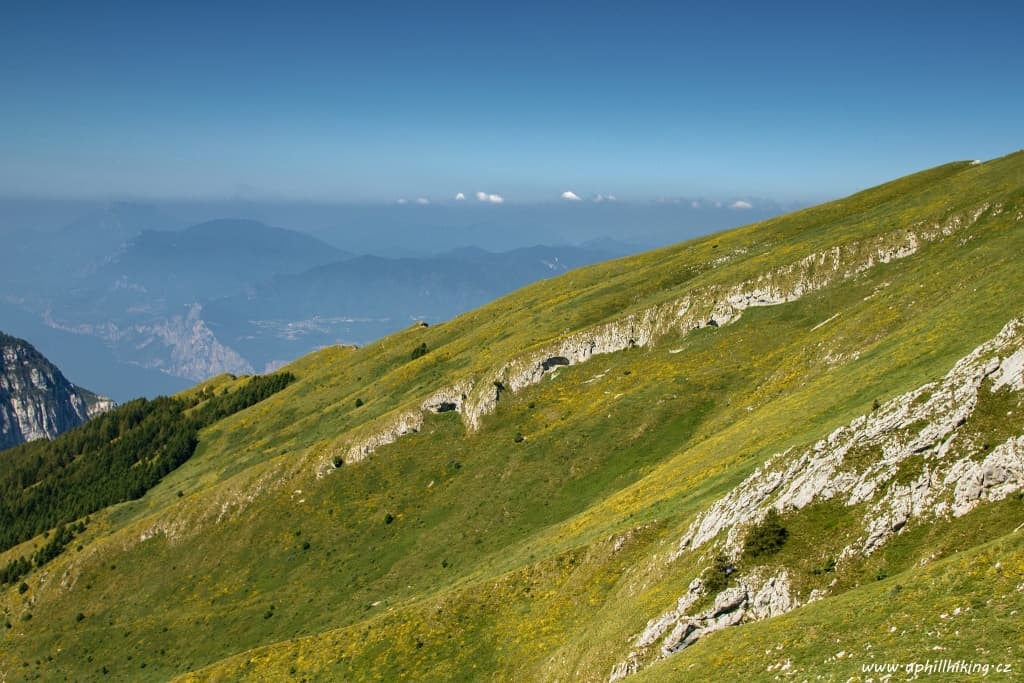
[742,509,789,560]
[702,554,734,595]
[811,557,837,575]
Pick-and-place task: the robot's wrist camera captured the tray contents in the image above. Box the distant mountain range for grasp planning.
[94,218,352,301]
[1,207,638,399]
[0,331,114,450]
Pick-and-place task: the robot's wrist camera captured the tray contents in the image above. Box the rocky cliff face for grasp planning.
[325,202,995,469]
[608,316,1024,680]
[0,332,115,450]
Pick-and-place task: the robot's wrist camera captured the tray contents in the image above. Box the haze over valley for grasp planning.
[0,198,795,400]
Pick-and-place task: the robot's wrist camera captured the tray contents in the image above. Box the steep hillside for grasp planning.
[1,152,1023,682]
[0,332,114,450]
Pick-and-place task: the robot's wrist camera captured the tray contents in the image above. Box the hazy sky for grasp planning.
[1,1,1021,203]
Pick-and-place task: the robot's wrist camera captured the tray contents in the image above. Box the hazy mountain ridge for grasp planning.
[203,243,633,368]
[1,153,1023,681]
[5,213,635,398]
[102,218,351,301]
[0,332,114,451]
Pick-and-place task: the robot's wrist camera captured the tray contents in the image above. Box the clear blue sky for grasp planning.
[1,1,1021,203]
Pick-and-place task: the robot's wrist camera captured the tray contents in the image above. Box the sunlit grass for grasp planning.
[1,152,1022,682]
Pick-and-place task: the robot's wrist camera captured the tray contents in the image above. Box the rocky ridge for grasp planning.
[0,332,115,450]
[326,204,995,470]
[607,316,1024,680]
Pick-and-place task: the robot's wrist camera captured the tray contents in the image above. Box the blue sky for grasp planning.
[1,1,1021,203]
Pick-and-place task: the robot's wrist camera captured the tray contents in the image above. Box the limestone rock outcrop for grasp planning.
[0,332,115,450]
[610,316,1024,680]
[325,204,991,468]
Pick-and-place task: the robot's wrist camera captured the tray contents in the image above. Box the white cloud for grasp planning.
[454,192,466,201]
[476,191,504,204]
[730,200,753,210]
[415,197,430,205]
[592,193,617,202]
[561,190,581,201]
[396,198,409,205]
[691,200,701,209]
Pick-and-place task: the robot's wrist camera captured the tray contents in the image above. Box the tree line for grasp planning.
[0,372,294,584]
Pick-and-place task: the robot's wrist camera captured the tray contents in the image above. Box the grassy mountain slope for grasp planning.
[1,152,1023,682]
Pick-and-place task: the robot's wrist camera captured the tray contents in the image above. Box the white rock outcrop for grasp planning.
[328,205,991,467]
[611,570,794,681]
[672,317,1024,562]
[611,316,1024,680]
[342,410,424,464]
[1,333,115,449]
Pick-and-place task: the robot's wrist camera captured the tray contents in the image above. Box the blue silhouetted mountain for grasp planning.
[96,219,351,302]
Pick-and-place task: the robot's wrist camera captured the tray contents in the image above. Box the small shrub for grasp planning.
[18,582,28,594]
[384,513,395,525]
[354,398,364,408]
[76,612,85,622]
[811,557,835,573]
[411,342,428,360]
[513,432,524,443]
[332,455,344,468]
[742,509,789,560]
[302,541,311,550]
[702,554,734,594]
